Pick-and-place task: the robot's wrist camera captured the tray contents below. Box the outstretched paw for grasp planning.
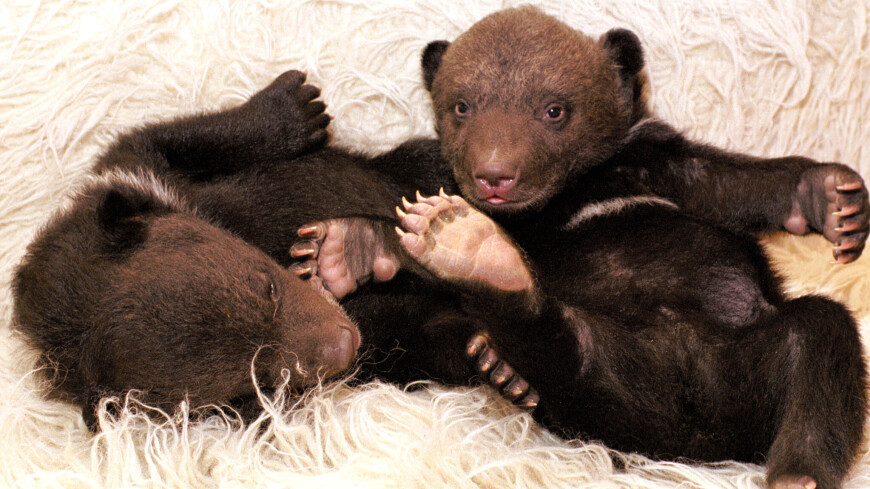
[243,69,331,154]
[787,164,868,263]
[289,219,400,299]
[466,333,539,409]
[395,189,533,293]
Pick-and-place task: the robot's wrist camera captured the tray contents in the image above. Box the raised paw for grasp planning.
[395,189,534,293]
[467,333,539,409]
[788,164,868,263]
[289,218,400,300]
[243,69,331,154]
[825,169,868,263]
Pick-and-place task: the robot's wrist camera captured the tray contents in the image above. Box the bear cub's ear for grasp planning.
[600,28,644,76]
[422,40,450,91]
[96,187,163,254]
[600,28,649,124]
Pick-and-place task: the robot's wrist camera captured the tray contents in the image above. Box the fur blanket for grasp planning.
[1,1,868,487]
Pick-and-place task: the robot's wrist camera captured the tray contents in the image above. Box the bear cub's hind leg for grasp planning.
[395,190,540,408]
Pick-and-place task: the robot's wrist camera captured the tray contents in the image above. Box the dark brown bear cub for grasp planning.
[298,7,867,489]
[406,7,866,489]
[12,169,359,428]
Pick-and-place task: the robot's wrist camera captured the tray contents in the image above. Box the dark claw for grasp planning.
[477,348,499,373]
[503,376,529,399]
[490,362,512,386]
[518,392,540,409]
[466,333,540,410]
[467,335,487,356]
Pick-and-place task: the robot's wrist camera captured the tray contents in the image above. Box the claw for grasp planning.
[837,182,863,192]
[467,335,487,356]
[835,221,861,233]
[834,241,858,252]
[491,365,509,385]
[290,247,315,258]
[439,187,449,198]
[833,206,859,218]
[519,396,539,409]
[507,382,525,397]
[478,350,497,372]
[416,190,425,202]
[395,206,407,220]
[395,226,407,238]
[298,225,319,237]
[291,265,313,277]
[402,196,412,211]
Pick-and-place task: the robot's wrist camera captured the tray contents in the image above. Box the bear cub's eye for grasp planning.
[454,100,470,117]
[267,278,281,318]
[544,103,565,122]
[268,279,280,303]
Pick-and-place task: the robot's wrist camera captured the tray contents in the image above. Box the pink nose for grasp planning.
[474,164,517,193]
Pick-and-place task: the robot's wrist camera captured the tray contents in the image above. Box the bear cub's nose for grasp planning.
[474,162,518,193]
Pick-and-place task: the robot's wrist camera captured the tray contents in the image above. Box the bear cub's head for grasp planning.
[12,171,360,421]
[423,6,649,214]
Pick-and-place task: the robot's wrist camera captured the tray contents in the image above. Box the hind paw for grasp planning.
[466,333,539,409]
[289,218,399,299]
[395,189,533,293]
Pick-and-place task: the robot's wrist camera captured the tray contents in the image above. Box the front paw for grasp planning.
[789,164,868,263]
[825,168,868,263]
[244,70,331,153]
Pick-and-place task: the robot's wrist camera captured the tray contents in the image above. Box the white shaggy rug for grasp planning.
[2,1,869,487]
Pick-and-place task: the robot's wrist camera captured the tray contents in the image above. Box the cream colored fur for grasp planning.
[1,1,869,487]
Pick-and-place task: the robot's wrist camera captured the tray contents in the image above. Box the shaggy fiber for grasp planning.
[1,0,869,487]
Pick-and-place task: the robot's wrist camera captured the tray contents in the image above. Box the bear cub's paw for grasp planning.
[290,219,400,299]
[242,69,331,152]
[787,164,868,263]
[467,333,539,409]
[395,189,534,293]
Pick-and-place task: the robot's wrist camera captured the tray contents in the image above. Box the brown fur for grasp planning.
[12,173,359,427]
[429,7,636,213]
[411,8,868,489]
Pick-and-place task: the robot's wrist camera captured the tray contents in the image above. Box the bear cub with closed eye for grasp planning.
[12,169,360,428]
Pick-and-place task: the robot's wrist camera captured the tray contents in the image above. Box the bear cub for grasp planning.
[12,169,359,428]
